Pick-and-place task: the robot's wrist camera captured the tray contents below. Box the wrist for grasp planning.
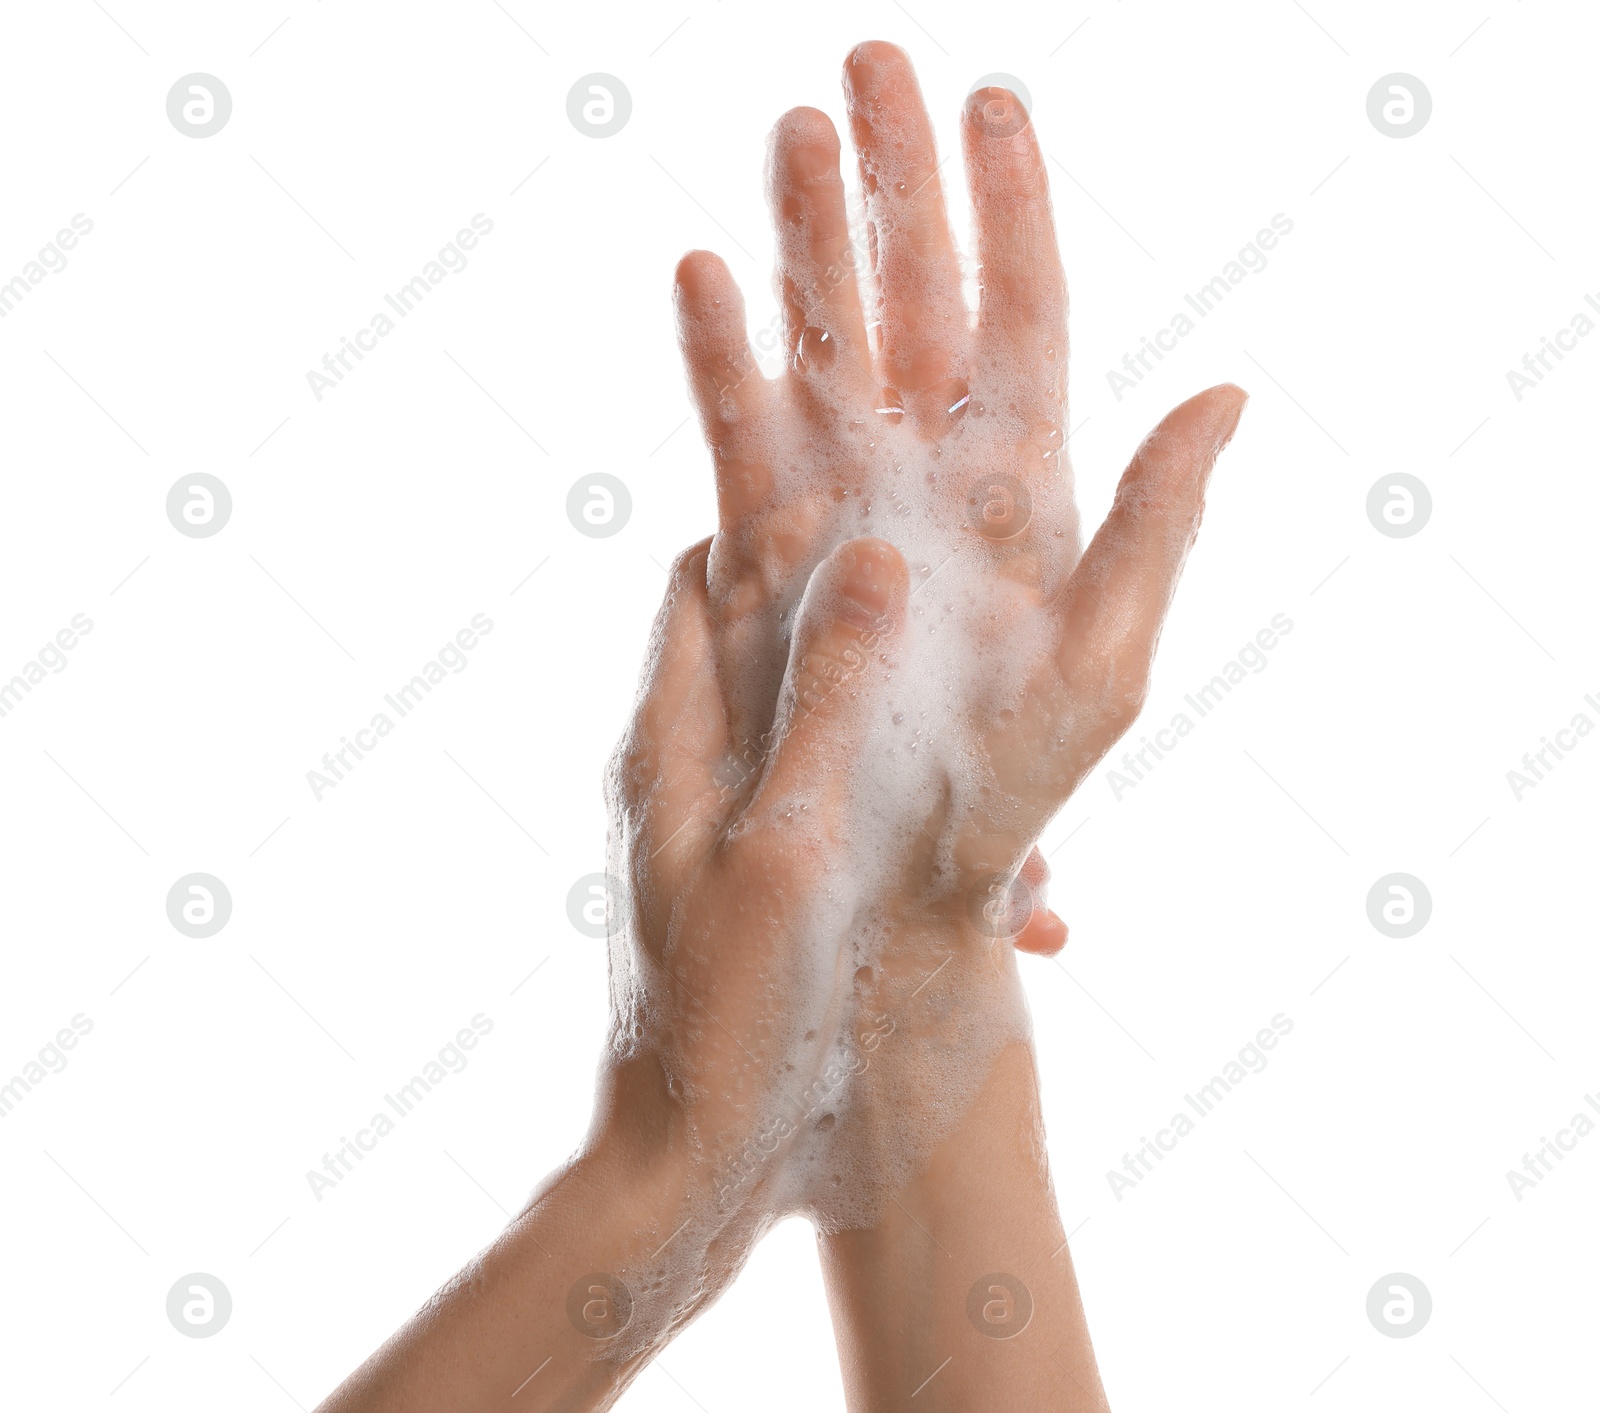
[817,1040,1109,1412]
[561,1053,764,1343]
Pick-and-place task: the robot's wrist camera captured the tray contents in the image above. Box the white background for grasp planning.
[1,1,1595,1408]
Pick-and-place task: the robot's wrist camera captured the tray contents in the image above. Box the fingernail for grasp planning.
[844,45,885,96]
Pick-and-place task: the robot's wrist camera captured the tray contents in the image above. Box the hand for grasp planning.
[596,532,920,1255]
[675,42,1244,952]
[667,40,1247,1222]
[315,536,925,1413]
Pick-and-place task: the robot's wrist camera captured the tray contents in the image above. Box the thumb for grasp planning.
[1056,383,1246,737]
[751,537,908,808]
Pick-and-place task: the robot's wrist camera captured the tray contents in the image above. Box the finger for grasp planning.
[842,41,969,430]
[751,536,908,811]
[765,106,874,400]
[674,251,779,529]
[1056,385,1248,741]
[1012,847,1066,954]
[610,538,727,883]
[1014,907,1067,956]
[962,86,1068,465]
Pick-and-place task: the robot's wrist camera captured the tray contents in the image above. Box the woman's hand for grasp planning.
[315,535,922,1413]
[662,41,1247,1225]
[574,523,953,1378]
[675,42,1245,954]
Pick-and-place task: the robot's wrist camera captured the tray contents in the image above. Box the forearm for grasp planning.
[818,1040,1109,1412]
[315,1154,657,1412]
[315,1060,743,1413]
